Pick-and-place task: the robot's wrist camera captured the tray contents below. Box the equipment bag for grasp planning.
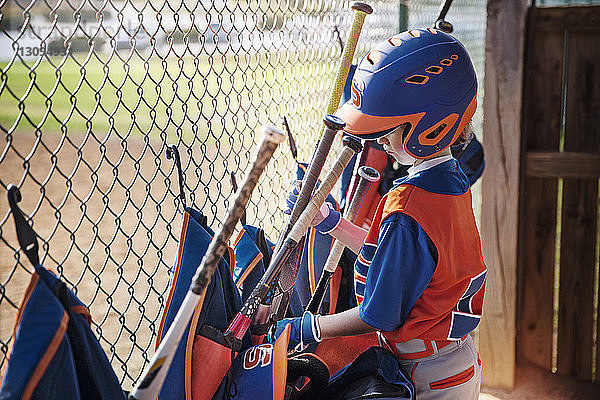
[0,264,126,400]
[324,346,414,400]
[156,207,252,400]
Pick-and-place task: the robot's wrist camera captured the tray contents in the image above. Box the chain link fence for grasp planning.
[0,0,487,388]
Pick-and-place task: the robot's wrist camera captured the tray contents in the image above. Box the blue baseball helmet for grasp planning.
[336,28,477,159]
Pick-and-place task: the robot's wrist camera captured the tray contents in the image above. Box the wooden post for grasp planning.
[479,0,529,390]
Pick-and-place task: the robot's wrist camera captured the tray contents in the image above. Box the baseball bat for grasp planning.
[128,126,286,400]
[434,0,454,33]
[224,135,363,344]
[264,2,372,324]
[272,2,373,255]
[229,171,247,226]
[282,116,298,162]
[305,166,380,314]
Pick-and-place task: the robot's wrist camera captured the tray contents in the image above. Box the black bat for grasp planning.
[223,135,363,345]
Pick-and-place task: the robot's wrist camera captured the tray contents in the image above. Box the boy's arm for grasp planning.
[318,215,368,254]
[317,306,377,338]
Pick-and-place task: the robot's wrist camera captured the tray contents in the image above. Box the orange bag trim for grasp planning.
[23,312,69,400]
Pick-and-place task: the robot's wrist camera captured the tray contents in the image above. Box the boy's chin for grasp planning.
[392,154,416,166]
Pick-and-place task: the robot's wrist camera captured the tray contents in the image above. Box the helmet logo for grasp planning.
[351,78,364,108]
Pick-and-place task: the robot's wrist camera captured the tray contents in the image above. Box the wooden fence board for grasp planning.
[555,29,600,380]
[519,178,557,370]
[519,23,563,370]
[480,0,529,389]
[526,152,600,178]
[535,6,600,32]
[557,179,597,379]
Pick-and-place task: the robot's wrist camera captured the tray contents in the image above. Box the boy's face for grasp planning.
[376,125,416,166]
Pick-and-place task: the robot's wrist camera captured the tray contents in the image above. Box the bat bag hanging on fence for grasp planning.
[0,264,126,400]
[155,207,252,400]
[156,207,329,400]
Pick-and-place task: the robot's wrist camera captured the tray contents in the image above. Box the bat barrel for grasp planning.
[191,126,285,294]
[129,125,285,400]
[325,2,372,115]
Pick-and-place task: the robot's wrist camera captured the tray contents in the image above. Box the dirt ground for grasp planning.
[480,361,600,399]
[0,129,291,386]
[2,132,600,397]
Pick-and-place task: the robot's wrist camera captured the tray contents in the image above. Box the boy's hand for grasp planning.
[284,180,341,233]
[269,311,322,352]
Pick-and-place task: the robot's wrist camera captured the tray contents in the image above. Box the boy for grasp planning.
[273,28,487,399]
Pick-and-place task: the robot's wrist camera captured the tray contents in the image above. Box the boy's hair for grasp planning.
[452,121,474,147]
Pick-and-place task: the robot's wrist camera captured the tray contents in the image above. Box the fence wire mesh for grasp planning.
[0,0,487,388]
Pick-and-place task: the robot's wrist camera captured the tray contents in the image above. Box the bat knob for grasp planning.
[434,19,453,33]
[260,125,287,144]
[358,165,381,182]
[323,114,346,132]
[351,2,373,14]
[342,135,363,153]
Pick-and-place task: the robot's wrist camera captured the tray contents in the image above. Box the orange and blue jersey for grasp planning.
[354,156,486,343]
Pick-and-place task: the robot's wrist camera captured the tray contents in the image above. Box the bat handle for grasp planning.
[287,136,363,244]
[325,2,373,115]
[306,166,380,314]
[273,115,346,254]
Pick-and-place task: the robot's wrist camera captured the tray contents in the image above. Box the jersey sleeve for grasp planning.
[358,212,437,332]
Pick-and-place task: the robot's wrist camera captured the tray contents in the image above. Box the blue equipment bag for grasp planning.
[0,264,126,400]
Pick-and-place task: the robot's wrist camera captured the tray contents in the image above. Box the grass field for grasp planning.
[0,49,336,146]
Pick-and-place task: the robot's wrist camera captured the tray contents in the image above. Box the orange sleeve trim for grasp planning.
[22,312,69,400]
[429,365,475,390]
[156,212,190,348]
[235,252,263,289]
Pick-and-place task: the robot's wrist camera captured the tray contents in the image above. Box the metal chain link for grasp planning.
[0,0,486,388]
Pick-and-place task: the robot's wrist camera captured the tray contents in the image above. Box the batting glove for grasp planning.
[284,181,341,234]
[269,311,322,352]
